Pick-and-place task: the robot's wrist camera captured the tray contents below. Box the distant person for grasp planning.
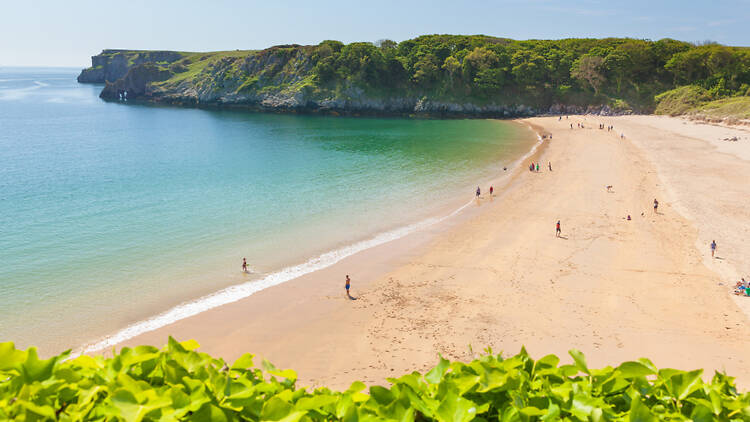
[627,215,631,220]
[653,199,659,213]
[476,186,481,197]
[242,258,248,273]
[620,133,625,139]
[711,240,717,258]
[606,185,613,192]
[548,162,552,171]
[556,220,561,237]
[345,275,351,297]
[489,186,494,196]
[529,163,534,172]
[570,123,573,129]
[536,163,540,172]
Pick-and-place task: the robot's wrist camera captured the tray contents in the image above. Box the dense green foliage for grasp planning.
[306,36,750,111]
[2,338,749,421]
[90,36,750,115]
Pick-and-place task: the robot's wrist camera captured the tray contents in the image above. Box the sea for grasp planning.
[0,67,537,353]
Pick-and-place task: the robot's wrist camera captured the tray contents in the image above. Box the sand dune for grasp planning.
[120,115,750,389]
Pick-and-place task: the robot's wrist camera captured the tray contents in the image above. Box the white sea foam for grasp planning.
[76,199,474,355]
[77,125,544,356]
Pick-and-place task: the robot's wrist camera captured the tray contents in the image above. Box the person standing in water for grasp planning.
[711,240,717,258]
[556,220,561,237]
[345,275,351,297]
[242,258,248,273]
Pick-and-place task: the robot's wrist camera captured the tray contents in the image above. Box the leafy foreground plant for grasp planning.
[1,338,748,421]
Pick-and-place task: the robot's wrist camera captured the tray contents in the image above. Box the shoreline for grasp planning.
[76,120,544,356]
[103,115,750,390]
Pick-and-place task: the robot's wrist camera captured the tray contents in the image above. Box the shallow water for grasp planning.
[0,68,536,352]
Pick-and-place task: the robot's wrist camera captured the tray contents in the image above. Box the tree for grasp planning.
[571,56,606,94]
[442,56,461,85]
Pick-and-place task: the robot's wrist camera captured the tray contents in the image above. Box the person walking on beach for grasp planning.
[653,199,659,213]
[476,186,481,198]
[711,240,717,258]
[548,162,552,171]
[489,186,494,196]
[345,275,351,297]
[556,220,561,237]
[242,258,248,273]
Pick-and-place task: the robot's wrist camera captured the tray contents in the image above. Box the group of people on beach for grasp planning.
[476,185,495,198]
[528,161,552,172]
[734,278,750,296]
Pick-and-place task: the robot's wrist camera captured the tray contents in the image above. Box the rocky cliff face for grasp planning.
[78,50,185,83]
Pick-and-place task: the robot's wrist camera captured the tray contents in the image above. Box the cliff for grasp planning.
[80,36,750,117]
[77,49,186,83]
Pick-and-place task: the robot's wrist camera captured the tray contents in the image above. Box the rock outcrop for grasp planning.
[78,50,184,83]
[99,64,173,100]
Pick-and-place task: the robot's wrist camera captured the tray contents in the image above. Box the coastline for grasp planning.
[76,120,543,356]
[103,115,750,390]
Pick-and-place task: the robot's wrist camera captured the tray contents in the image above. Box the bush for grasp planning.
[654,85,715,116]
[1,338,749,421]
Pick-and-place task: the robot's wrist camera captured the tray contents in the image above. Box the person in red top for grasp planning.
[556,221,561,237]
[489,186,494,196]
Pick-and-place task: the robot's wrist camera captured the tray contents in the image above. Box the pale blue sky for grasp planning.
[2,0,748,67]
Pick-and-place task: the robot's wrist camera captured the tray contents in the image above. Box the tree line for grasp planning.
[303,35,750,110]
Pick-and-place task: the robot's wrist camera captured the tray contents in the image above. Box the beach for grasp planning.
[116,115,750,389]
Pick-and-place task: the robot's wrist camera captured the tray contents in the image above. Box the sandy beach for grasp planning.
[117,115,750,389]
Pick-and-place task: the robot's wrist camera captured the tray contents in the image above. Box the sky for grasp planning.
[2,0,748,67]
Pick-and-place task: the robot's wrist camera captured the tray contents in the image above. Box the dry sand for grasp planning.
[119,115,750,389]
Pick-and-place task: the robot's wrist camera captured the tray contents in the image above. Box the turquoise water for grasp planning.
[0,68,536,353]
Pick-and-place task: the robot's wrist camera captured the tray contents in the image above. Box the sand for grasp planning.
[117,115,750,389]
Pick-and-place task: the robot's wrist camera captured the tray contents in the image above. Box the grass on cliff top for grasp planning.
[156,50,257,87]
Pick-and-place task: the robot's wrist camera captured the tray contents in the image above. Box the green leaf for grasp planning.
[425,355,450,384]
[568,349,589,375]
[0,342,26,371]
[628,397,656,422]
[231,353,255,370]
[671,369,703,400]
[618,361,656,378]
[20,347,59,383]
[436,391,478,422]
